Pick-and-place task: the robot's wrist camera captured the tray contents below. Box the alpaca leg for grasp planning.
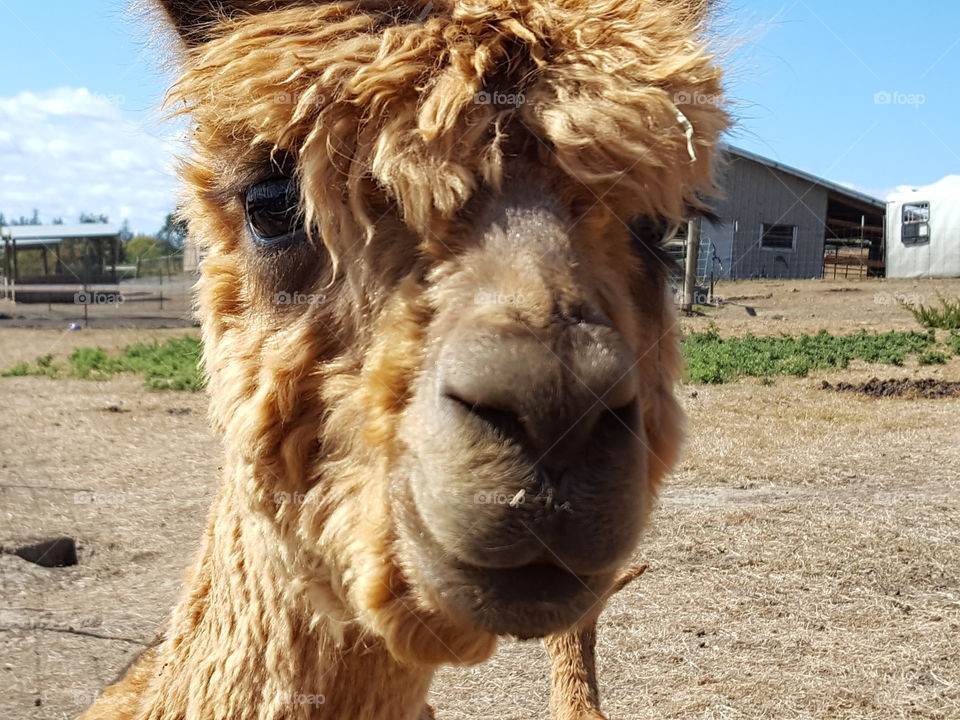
[545,565,647,720]
[545,624,603,720]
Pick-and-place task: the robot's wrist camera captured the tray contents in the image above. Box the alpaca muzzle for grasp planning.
[392,183,653,638]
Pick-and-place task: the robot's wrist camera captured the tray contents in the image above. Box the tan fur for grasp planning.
[543,566,648,720]
[81,1,726,717]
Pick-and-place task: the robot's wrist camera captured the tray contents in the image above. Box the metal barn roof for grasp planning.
[0,223,121,249]
[723,145,885,212]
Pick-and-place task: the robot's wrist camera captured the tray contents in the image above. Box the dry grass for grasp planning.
[685,277,960,337]
[1,279,959,719]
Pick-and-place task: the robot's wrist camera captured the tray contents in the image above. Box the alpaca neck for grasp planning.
[147,489,435,720]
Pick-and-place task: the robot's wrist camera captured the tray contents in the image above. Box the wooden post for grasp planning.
[860,215,870,279]
[44,243,51,311]
[2,232,8,300]
[682,218,701,314]
[11,235,18,290]
[83,241,90,329]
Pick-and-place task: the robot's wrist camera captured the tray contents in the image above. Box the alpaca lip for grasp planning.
[461,560,590,601]
[394,459,616,636]
[450,560,607,638]
[395,433,642,637]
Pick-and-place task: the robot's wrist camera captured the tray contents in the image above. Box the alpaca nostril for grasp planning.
[602,398,639,428]
[444,386,638,469]
[443,391,526,443]
[437,326,638,460]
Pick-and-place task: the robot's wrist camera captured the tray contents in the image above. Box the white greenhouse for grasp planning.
[886,176,960,278]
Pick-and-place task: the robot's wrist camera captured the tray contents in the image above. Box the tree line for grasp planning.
[0,211,188,262]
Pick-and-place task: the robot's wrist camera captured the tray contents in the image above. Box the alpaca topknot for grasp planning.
[169,0,728,265]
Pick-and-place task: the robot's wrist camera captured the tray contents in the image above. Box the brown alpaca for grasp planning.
[81,1,726,718]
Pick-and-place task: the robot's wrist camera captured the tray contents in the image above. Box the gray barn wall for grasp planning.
[700,218,735,281]
[712,156,829,280]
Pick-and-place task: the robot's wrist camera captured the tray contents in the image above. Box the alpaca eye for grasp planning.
[628,216,680,275]
[628,216,673,254]
[245,177,306,247]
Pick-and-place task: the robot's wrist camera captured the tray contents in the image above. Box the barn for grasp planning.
[0,223,122,303]
[886,176,960,278]
[1,223,121,285]
[695,146,887,281]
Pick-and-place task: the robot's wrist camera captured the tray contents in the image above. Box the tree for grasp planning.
[52,217,64,225]
[156,212,188,250]
[9,210,42,226]
[79,212,110,224]
[126,235,176,261]
[9,209,42,226]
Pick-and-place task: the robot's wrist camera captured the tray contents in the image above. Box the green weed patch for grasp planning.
[4,329,957,389]
[1,336,203,391]
[681,328,951,384]
[904,295,960,330]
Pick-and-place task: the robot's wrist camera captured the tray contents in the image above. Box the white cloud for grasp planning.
[0,87,183,234]
[837,180,885,200]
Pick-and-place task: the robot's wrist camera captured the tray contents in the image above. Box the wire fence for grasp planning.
[1,254,196,329]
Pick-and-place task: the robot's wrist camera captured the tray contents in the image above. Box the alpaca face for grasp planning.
[390,167,677,638]
[159,0,726,651]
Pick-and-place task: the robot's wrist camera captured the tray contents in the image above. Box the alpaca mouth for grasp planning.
[394,425,644,637]
[397,497,613,638]
[450,559,609,638]
[461,560,589,602]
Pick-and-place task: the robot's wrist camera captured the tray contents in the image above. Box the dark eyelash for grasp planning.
[627,216,681,277]
[628,216,671,248]
[202,150,299,207]
[649,242,681,276]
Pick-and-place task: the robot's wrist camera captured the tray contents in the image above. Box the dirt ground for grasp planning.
[1,278,958,720]
[683,277,960,337]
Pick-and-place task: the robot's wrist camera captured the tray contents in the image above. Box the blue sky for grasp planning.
[0,0,957,233]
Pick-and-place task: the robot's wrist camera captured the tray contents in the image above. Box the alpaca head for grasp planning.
[158,0,726,664]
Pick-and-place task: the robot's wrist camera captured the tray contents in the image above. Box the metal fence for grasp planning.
[0,258,196,329]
